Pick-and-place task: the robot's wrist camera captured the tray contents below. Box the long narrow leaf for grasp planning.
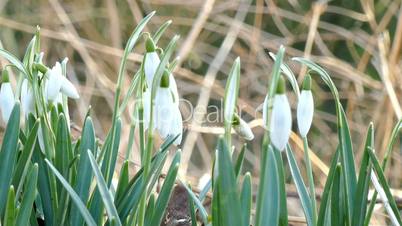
[87,150,122,226]
[0,103,20,216]
[15,164,38,226]
[45,159,97,226]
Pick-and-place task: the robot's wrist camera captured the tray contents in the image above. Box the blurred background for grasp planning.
[0,0,401,224]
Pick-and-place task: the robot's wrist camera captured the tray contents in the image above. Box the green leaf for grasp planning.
[223,57,241,127]
[352,124,373,226]
[269,52,300,97]
[368,150,402,225]
[87,150,122,226]
[45,159,97,226]
[71,116,96,226]
[179,181,209,225]
[0,49,27,75]
[115,161,130,201]
[317,149,340,225]
[215,138,242,226]
[263,46,285,129]
[240,173,252,226]
[255,145,280,226]
[286,145,314,226]
[15,163,38,226]
[4,186,16,226]
[188,190,197,226]
[144,193,155,223]
[149,151,180,226]
[274,148,288,226]
[0,103,20,216]
[12,119,39,199]
[234,143,246,178]
[365,119,402,225]
[330,165,342,226]
[293,57,357,223]
[153,20,172,43]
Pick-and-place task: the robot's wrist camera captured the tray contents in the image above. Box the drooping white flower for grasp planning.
[297,75,314,137]
[45,62,79,102]
[233,114,254,141]
[144,69,183,145]
[21,79,35,117]
[270,76,292,151]
[0,71,15,123]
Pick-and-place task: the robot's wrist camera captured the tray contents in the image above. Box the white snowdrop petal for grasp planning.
[144,52,160,87]
[297,90,314,137]
[142,88,152,130]
[60,76,79,99]
[46,63,63,101]
[270,94,292,151]
[170,107,183,145]
[169,73,179,106]
[155,88,174,138]
[0,83,15,123]
[234,118,254,141]
[21,79,35,117]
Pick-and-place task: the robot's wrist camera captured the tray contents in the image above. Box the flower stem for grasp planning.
[303,137,317,225]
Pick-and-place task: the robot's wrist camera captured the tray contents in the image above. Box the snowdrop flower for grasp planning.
[0,71,15,123]
[233,114,254,140]
[21,79,35,117]
[270,76,292,151]
[153,70,183,145]
[297,75,314,137]
[45,62,79,102]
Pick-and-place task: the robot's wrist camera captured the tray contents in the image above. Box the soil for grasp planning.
[161,184,192,226]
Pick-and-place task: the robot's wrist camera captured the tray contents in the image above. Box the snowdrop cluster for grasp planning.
[263,75,314,151]
[0,58,79,152]
[142,36,183,145]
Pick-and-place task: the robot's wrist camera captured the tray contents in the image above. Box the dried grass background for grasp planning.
[0,0,401,225]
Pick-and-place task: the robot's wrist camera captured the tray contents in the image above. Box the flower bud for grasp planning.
[145,36,156,53]
[297,75,314,137]
[270,76,292,151]
[21,79,35,117]
[233,114,254,140]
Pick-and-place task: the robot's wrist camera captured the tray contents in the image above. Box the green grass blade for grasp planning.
[255,145,280,226]
[12,119,39,199]
[293,57,357,222]
[274,148,288,226]
[0,103,20,217]
[269,52,300,97]
[4,186,16,226]
[286,145,314,226]
[45,159,97,226]
[71,116,96,226]
[87,150,122,226]
[317,149,340,225]
[15,164,38,226]
[216,138,242,226]
[234,144,246,178]
[223,57,240,140]
[240,173,252,226]
[368,150,402,225]
[179,181,209,225]
[330,165,342,226]
[115,161,129,200]
[148,152,181,226]
[365,119,402,225]
[0,49,27,75]
[352,124,373,226]
[188,190,197,226]
[153,20,172,43]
